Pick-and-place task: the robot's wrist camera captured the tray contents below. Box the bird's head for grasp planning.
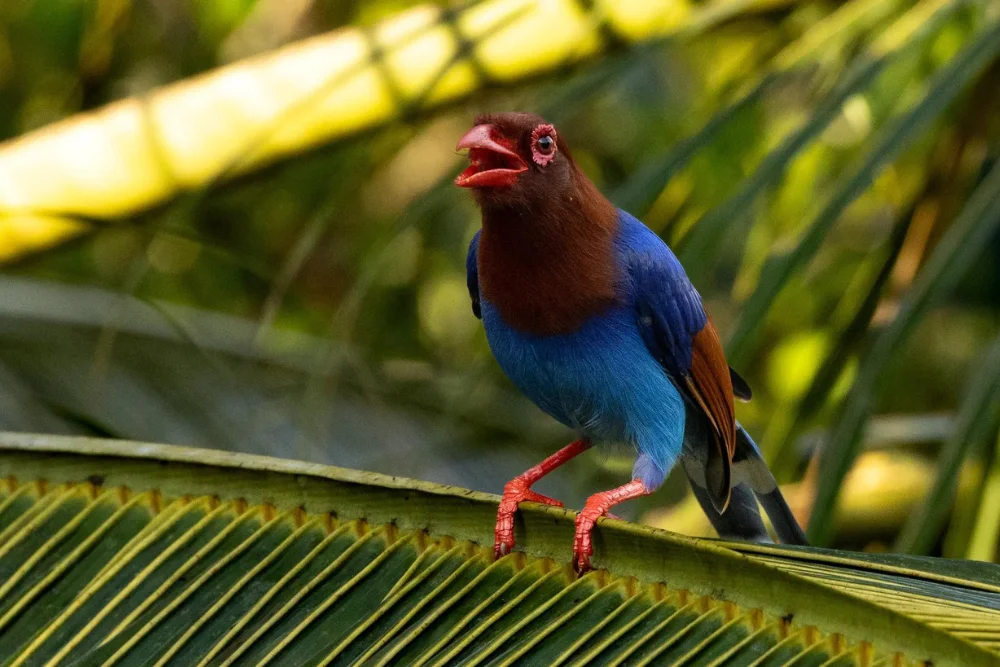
[455,112,575,210]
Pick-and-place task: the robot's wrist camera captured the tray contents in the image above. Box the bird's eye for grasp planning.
[530,123,558,166]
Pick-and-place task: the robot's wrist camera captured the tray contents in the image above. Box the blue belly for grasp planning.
[482,301,686,485]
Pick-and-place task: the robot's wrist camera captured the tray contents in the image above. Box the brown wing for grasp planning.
[683,319,737,512]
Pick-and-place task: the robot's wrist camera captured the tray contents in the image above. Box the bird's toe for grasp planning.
[521,489,563,507]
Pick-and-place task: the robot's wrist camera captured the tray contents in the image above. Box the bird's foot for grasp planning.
[572,480,650,574]
[494,477,563,558]
[572,497,608,574]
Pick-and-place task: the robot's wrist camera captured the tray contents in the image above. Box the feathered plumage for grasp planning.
[457,112,806,572]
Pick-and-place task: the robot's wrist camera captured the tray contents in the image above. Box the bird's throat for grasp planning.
[477,182,621,336]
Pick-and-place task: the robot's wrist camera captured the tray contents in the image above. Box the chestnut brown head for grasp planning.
[455,112,576,212]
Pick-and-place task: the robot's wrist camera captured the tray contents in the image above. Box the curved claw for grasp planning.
[495,539,512,559]
[494,478,564,559]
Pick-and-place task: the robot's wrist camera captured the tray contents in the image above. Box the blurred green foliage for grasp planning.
[1,0,999,557]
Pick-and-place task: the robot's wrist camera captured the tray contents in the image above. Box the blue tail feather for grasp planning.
[682,418,807,545]
[733,425,808,545]
[688,476,770,542]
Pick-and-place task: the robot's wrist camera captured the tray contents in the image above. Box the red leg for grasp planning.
[573,479,652,574]
[495,439,590,558]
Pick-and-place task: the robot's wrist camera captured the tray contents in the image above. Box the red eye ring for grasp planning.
[530,124,557,166]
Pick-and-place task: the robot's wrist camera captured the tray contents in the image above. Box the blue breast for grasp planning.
[480,214,687,485]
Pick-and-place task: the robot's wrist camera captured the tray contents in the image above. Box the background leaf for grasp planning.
[895,332,1000,553]
[810,154,1000,544]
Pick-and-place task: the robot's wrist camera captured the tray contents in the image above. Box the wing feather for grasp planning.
[688,321,737,460]
[625,215,739,511]
[686,321,738,510]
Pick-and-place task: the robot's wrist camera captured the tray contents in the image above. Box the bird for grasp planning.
[456,112,807,573]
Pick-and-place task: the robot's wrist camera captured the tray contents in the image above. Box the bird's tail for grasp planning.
[734,424,808,545]
[683,423,808,545]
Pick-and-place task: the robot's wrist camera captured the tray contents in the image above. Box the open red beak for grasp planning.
[455,124,527,188]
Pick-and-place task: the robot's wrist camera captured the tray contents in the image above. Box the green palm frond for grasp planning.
[1,434,998,665]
